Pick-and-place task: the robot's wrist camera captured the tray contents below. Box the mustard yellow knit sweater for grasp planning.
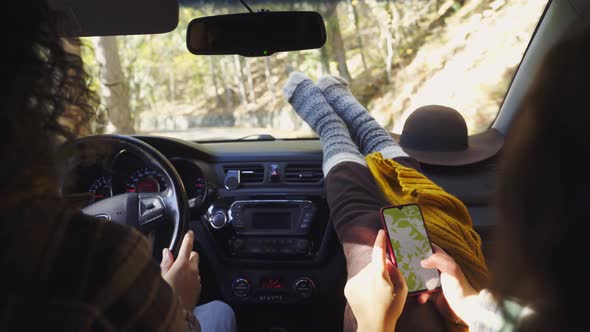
[366,153,491,332]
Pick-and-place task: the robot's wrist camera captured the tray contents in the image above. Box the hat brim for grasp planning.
[391,128,504,166]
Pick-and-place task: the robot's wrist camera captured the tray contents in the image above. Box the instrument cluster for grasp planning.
[65,151,208,208]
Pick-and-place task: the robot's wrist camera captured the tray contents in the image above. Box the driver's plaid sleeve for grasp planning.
[77,213,196,331]
[0,207,199,331]
[71,212,200,331]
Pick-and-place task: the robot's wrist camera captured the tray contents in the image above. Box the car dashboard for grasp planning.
[63,134,498,331]
[135,136,350,330]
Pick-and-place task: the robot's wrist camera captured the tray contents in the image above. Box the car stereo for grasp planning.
[229,200,315,236]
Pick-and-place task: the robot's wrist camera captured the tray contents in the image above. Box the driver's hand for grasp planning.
[160,230,201,310]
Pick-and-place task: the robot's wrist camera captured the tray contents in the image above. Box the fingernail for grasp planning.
[162,248,168,257]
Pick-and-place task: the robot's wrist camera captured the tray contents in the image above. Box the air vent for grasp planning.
[285,164,323,183]
[223,165,265,183]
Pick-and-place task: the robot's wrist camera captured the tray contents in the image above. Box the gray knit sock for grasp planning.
[283,72,366,175]
[318,75,409,159]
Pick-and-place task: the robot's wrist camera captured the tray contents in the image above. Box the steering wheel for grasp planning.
[59,134,189,259]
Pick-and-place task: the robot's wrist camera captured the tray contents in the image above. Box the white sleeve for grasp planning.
[464,289,535,332]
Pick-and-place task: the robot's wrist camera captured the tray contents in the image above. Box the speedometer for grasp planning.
[88,176,112,202]
[126,167,167,193]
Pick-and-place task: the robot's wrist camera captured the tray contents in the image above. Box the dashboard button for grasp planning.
[280,248,295,255]
[249,247,262,254]
[138,195,166,227]
[295,240,309,253]
[208,210,228,229]
[232,278,251,298]
[270,164,280,182]
[293,277,315,299]
[233,238,245,249]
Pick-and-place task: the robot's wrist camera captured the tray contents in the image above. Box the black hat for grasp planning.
[392,105,504,166]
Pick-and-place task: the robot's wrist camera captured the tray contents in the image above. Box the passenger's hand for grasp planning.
[160,230,202,310]
[420,244,478,324]
[344,229,408,332]
[416,287,465,325]
[416,243,465,325]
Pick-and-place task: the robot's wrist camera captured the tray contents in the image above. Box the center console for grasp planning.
[200,193,335,305]
[230,200,315,236]
[206,199,316,256]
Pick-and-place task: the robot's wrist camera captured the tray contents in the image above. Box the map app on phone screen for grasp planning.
[381,204,441,294]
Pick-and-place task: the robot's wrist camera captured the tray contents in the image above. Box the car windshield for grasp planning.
[80,0,548,141]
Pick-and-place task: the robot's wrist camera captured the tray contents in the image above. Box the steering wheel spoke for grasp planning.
[137,193,167,232]
[81,192,138,224]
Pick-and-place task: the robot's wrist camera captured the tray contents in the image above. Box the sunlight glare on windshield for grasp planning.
[80,0,549,141]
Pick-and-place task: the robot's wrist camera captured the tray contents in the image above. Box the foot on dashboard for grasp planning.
[282,71,365,176]
[318,75,406,159]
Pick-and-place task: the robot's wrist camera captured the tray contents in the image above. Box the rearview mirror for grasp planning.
[186,11,327,57]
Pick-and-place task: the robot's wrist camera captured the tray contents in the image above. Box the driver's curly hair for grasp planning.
[1,0,98,205]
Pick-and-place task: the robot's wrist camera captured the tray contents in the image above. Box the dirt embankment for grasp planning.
[365,0,547,135]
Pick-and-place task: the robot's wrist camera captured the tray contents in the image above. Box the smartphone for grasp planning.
[380,203,441,295]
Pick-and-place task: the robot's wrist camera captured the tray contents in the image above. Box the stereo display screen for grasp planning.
[252,212,291,229]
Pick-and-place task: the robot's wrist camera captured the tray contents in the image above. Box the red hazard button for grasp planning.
[270,164,280,182]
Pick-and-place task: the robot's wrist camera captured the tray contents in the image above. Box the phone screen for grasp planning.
[381,204,441,294]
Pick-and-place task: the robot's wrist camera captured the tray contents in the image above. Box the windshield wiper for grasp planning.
[237,134,276,141]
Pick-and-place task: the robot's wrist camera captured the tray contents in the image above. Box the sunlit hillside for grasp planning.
[81,0,548,140]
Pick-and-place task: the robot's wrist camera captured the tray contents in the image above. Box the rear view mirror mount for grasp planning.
[186,11,327,57]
